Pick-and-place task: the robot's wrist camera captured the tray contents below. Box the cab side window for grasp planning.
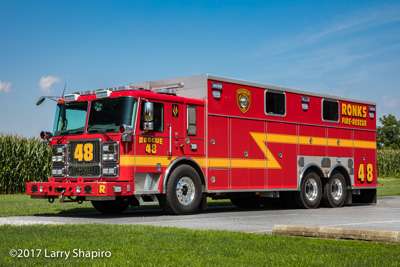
[187,105,196,136]
[140,102,164,132]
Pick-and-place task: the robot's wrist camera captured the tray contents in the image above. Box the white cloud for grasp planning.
[39,76,61,94]
[0,80,12,93]
[382,95,399,108]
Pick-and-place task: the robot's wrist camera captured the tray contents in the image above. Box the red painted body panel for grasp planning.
[27,76,377,201]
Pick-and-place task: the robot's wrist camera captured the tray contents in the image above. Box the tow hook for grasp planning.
[48,197,55,203]
[60,189,66,203]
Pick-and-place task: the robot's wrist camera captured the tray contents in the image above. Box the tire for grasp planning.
[231,196,261,208]
[91,199,129,214]
[294,171,322,209]
[159,165,202,215]
[322,171,346,208]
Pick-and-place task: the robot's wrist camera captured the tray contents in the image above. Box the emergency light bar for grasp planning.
[64,94,79,102]
[151,83,183,91]
[96,89,111,98]
[154,88,177,95]
[74,85,140,97]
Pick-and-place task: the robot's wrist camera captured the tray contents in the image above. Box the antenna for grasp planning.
[62,82,67,98]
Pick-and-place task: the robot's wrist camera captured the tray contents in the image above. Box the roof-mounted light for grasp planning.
[154,88,177,95]
[211,82,223,90]
[64,94,79,102]
[151,83,183,91]
[369,106,376,119]
[96,89,111,98]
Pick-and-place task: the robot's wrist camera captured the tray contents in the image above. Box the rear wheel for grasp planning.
[91,198,129,214]
[294,171,322,209]
[158,165,202,215]
[322,171,346,208]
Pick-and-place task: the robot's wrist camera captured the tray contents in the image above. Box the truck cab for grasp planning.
[28,85,206,215]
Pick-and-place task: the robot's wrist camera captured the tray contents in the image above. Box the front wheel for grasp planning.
[294,171,322,209]
[322,171,346,208]
[159,165,202,215]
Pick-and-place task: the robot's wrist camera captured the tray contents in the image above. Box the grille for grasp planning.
[68,166,100,177]
[67,140,101,178]
[67,140,101,164]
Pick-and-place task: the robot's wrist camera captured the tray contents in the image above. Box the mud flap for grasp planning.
[199,193,208,210]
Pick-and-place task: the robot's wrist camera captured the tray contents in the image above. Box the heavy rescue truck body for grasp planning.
[27,75,377,214]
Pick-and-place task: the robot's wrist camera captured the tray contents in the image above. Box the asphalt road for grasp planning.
[1,196,400,234]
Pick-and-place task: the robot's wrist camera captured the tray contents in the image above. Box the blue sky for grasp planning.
[1,0,399,137]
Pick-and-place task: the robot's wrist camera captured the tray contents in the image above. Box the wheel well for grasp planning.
[330,166,351,189]
[300,165,324,188]
[163,158,206,192]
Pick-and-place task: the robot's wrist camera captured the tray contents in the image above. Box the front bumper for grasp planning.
[26,181,134,198]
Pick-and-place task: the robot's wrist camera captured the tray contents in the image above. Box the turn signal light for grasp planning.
[120,124,133,134]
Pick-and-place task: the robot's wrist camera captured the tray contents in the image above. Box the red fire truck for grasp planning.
[27,74,377,215]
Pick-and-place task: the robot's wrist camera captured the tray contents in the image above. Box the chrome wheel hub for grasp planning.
[305,178,318,201]
[331,178,343,200]
[176,177,195,205]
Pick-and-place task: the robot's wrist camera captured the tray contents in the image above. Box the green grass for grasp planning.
[377,178,400,197]
[0,195,231,217]
[0,224,399,266]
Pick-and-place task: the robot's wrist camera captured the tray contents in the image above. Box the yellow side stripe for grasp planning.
[267,134,297,144]
[268,133,375,149]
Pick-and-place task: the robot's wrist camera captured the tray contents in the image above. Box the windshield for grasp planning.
[87,97,137,134]
[53,102,88,136]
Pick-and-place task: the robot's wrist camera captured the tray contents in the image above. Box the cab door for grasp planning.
[183,104,204,157]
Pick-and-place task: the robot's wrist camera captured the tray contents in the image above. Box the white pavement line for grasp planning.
[246,230,273,234]
[124,213,300,226]
[326,220,400,227]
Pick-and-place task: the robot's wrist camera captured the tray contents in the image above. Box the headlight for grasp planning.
[52,145,66,164]
[52,167,65,177]
[102,142,119,163]
[76,186,81,194]
[102,166,119,177]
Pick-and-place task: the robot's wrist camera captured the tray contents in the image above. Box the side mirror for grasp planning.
[142,102,154,132]
[144,102,154,121]
[36,97,46,106]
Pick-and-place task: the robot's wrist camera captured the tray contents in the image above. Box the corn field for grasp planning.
[377,150,400,178]
[0,133,51,194]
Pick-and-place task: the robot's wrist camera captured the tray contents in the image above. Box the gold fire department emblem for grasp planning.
[237,88,251,113]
